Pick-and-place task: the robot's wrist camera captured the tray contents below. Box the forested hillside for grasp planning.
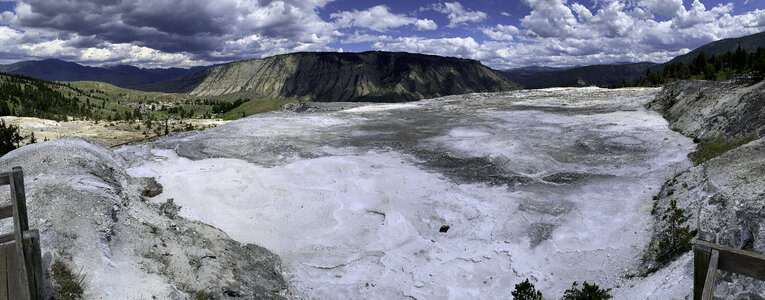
[610,46,765,88]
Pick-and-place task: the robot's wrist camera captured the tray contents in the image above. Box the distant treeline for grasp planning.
[609,46,765,88]
[0,73,84,121]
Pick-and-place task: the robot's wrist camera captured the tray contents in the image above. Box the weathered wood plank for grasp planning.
[0,243,8,300]
[0,231,35,245]
[11,167,29,231]
[694,243,711,300]
[701,249,719,300]
[694,239,765,281]
[22,230,42,300]
[9,168,31,300]
[7,243,20,300]
[0,205,12,220]
[0,174,8,186]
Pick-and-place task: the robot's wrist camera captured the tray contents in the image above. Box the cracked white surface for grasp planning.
[125,88,696,299]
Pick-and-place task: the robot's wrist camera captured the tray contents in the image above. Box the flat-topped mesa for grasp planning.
[185,51,519,102]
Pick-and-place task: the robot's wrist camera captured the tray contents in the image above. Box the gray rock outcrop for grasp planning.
[646,79,765,298]
[0,137,288,299]
[647,79,765,140]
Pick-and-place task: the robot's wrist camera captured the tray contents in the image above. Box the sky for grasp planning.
[0,0,763,69]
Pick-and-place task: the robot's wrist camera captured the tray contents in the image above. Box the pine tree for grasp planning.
[655,199,696,265]
[562,281,612,300]
[511,279,543,300]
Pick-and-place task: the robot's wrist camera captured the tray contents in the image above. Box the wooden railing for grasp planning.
[693,239,765,300]
[0,167,43,300]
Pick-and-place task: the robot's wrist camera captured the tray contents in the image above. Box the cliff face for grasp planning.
[647,78,765,140]
[646,79,765,298]
[187,51,518,102]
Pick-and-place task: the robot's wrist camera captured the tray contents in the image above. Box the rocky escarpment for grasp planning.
[184,51,518,102]
[0,138,288,299]
[646,79,765,298]
[647,78,765,140]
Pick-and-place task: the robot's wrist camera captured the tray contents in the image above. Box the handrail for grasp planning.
[693,239,765,300]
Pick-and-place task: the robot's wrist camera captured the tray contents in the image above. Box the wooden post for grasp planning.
[11,167,29,231]
[22,230,43,300]
[0,244,8,299]
[8,167,31,300]
[701,249,720,300]
[694,243,711,300]
[6,244,19,300]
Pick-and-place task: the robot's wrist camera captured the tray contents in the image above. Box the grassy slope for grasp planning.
[66,81,193,103]
[220,99,298,120]
[0,73,133,120]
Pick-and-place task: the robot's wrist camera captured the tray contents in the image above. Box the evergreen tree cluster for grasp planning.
[0,120,23,156]
[510,278,612,300]
[209,98,246,114]
[0,73,85,120]
[610,46,765,88]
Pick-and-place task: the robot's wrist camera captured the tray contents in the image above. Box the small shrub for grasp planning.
[562,281,612,300]
[511,278,543,300]
[51,258,86,299]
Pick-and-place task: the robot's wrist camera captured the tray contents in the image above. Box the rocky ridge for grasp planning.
[647,78,765,140]
[185,51,518,102]
[646,78,765,298]
[0,137,288,299]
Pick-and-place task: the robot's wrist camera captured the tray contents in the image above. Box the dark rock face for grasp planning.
[188,51,519,102]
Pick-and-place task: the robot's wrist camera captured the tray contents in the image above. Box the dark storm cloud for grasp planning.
[9,0,334,61]
[119,0,231,36]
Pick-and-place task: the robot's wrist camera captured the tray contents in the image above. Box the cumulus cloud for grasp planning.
[331,5,417,32]
[520,0,579,38]
[640,0,684,17]
[414,19,438,31]
[374,0,765,70]
[673,0,733,29]
[372,36,481,58]
[482,24,520,41]
[570,3,593,23]
[425,2,488,28]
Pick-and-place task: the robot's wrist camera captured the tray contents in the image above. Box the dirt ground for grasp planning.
[0,116,228,147]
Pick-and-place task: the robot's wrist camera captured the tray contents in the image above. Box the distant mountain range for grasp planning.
[667,31,765,65]
[504,62,662,89]
[504,30,765,88]
[1,30,764,99]
[0,52,517,102]
[0,59,210,89]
